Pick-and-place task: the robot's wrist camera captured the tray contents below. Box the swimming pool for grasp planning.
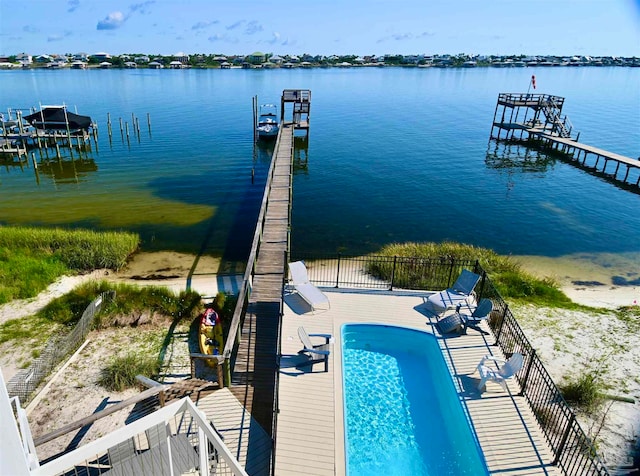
[341,324,488,476]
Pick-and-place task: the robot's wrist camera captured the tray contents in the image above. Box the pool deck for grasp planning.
[275,288,561,475]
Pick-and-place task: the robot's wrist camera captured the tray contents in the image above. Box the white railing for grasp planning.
[31,397,248,476]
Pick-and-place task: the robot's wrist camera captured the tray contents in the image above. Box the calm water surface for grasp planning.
[1,67,639,272]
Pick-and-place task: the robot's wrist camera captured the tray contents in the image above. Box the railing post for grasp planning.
[390,256,397,291]
[476,269,487,302]
[495,304,508,346]
[552,412,576,466]
[336,253,341,288]
[223,357,231,388]
[518,349,535,396]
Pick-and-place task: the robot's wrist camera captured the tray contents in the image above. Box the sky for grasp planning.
[1,0,639,57]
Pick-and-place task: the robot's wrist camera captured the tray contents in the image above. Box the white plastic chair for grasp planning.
[475,353,524,392]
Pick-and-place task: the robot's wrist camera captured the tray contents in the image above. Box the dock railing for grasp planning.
[294,254,609,476]
[222,126,285,387]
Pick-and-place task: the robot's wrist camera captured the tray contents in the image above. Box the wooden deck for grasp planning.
[230,124,294,440]
[275,289,561,475]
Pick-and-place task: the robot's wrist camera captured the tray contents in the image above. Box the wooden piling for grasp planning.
[147,113,151,133]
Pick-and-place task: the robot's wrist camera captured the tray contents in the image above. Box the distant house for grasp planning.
[16,53,32,64]
[148,61,164,69]
[35,54,53,63]
[71,60,87,69]
[169,60,185,69]
[270,55,284,65]
[92,52,111,61]
[124,61,137,69]
[135,56,150,64]
[246,51,265,64]
[173,52,189,64]
[99,61,111,69]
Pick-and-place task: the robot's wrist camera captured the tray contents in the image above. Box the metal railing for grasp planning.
[7,291,113,402]
[294,254,609,476]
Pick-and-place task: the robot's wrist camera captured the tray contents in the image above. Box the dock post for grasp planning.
[147,113,151,134]
[119,117,124,141]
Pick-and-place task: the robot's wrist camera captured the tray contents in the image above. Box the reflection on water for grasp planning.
[293,136,309,175]
[485,140,556,173]
[38,158,98,183]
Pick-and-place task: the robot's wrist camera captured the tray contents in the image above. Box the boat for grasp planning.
[23,105,92,132]
[256,104,279,139]
[198,307,224,367]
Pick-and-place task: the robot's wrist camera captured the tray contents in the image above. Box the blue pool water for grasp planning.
[341,324,488,476]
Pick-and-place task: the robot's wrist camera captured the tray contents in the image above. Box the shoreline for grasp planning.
[513,253,640,309]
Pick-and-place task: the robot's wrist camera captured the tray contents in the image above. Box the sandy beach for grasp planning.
[1,251,638,467]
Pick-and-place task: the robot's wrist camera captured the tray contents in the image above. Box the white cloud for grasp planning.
[245,21,263,35]
[226,21,244,31]
[192,20,218,30]
[97,11,126,30]
[268,32,281,44]
[67,0,80,13]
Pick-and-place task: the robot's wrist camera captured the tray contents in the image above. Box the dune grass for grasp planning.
[0,226,139,305]
[0,281,202,350]
[98,351,162,392]
[372,241,574,306]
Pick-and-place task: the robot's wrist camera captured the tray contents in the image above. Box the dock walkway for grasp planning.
[229,123,294,444]
[530,130,640,186]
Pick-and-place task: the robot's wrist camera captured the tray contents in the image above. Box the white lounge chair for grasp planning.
[427,269,480,315]
[298,326,332,372]
[288,261,330,311]
[475,353,524,392]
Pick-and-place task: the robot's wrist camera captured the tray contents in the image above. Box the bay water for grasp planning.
[1,67,639,277]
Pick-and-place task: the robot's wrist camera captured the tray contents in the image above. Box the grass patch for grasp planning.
[0,281,202,350]
[370,241,574,305]
[0,315,63,345]
[0,247,70,304]
[560,372,605,413]
[98,351,161,392]
[0,226,139,305]
[36,281,202,329]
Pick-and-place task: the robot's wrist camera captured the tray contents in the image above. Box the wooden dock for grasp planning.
[491,92,640,189]
[229,122,294,430]
[530,130,640,187]
[219,90,312,473]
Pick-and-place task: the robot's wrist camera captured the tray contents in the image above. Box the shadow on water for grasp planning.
[139,140,275,279]
[214,141,273,267]
[487,138,640,196]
